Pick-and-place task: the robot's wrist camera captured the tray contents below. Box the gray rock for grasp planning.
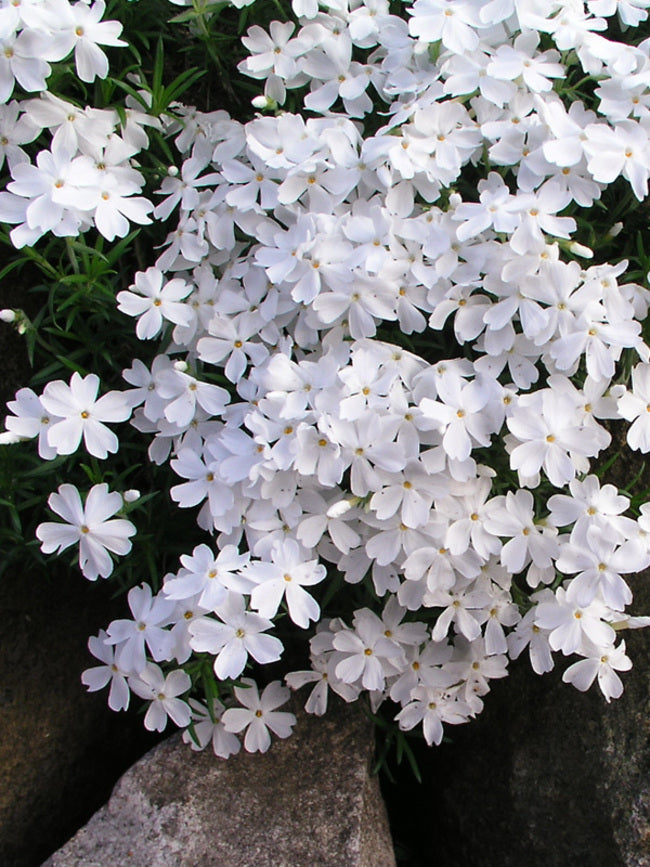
[44,698,396,867]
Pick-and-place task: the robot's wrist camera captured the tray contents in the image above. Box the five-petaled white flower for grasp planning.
[129,664,191,732]
[41,372,131,458]
[221,678,296,753]
[36,482,136,580]
[117,267,193,340]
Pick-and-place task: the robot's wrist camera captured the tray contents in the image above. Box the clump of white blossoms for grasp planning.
[5,0,650,756]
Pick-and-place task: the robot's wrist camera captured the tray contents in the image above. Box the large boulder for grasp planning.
[44,699,396,867]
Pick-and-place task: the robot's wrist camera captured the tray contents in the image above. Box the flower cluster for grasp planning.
[0,0,126,102]
[4,0,650,756]
[0,0,156,244]
[0,89,157,244]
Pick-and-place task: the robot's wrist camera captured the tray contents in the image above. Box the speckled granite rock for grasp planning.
[44,699,396,867]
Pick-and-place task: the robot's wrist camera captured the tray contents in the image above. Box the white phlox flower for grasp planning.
[555,526,648,610]
[582,120,650,201]
[3,386,62,459]
[188,591,284,679]
[36,0,127,83]
[418,373,496,462]
[533,583,617,656]
[221,678,296,753]
[117,267,193,340]
[129,664,191,732]
[407,0,481,55]
[396,682,473,746]
[506,388,600,487]
[333,607,405,691]
[36,483,136,580]
[163,544,251,610]
[483,490,559,575]
[21,93,115,155]
[286,647,361,716]
[246,538,327,628]
[0,145,87,246]
[562,639,632,703]
[154,366,230,428]
[487,31,564,94]
[81,629,132,711]
[0,30,51,104]
[40,372,131,458]
[547,475,637,542]
[105,583,176,672]
[0,100,38,170]
[507,599,555,675]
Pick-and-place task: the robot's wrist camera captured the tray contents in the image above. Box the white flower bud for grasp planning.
[123,489,141,503]
[327,499,354,518]
[568,241,593,259]
[173,360,189,372]
[608,222,623,238]
[167,165,179,177]
[613,615,650,629]
[0,309,16,323]
[252,95,275,110]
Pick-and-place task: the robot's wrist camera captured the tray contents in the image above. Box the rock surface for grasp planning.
[44,699,396,867]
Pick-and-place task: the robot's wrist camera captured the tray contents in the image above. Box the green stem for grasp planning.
[65,239,80,275]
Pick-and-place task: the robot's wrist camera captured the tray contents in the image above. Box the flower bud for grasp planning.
[568,241,593,259]
[252,95,276,111]
[123,489,141,503]
[0,309,16,323]
[327,498,359,518]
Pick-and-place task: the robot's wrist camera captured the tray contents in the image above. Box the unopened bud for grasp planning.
[611,615,650,630]
[326,498,360,518]
[607,222,623,238]
[173,360,189,372]
[568,241,593,259]
[167,165,179,177]
[0,309,16,323]
[123,489,140,503]
[252,95,276,111]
